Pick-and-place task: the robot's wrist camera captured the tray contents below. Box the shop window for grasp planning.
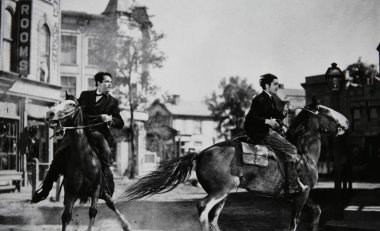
[0,119,18,170]
[26,121,48,163]
[61,35,77,65]
[38,24,50,82]
[2,8,17,72]
[60,76,77,98]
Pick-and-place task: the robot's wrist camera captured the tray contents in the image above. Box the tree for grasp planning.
[345,58,379,87]
[205,76,257,140]
[89,17,165,178]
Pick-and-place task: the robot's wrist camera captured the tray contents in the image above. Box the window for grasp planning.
[88,78,96,90]
[2,8,16,72]
[369,107,378,121]
[88,38,101,65]
[0,119,18,170]
[353,108,361,121]
[194,120,202,135]
[61,76,77,98]
[144,153,155,163]
[38,25,50,82]
[61,35,77,65]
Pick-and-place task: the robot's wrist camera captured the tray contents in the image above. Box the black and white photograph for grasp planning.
[0,0,379,230]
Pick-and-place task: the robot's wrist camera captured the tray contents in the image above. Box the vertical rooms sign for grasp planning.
[18,0,32,76]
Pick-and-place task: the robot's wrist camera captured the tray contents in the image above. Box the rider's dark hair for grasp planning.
[259,73,278,90]
[94,72,112,87]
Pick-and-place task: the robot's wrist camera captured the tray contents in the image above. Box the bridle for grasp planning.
[49,99,107,138]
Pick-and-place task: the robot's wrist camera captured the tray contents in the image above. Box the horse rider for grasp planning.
[32,72,124,203]
[243,73,308,196]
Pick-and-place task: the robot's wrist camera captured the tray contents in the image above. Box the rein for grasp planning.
[49,104,107,139]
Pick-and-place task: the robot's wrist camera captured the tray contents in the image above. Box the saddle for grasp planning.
[234,136,277,167]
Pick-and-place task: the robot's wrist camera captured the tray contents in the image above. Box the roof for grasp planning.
[165,100,212,117]
[103,0,134,14]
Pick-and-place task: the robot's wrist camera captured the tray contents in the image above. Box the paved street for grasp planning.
[0,178,379,231]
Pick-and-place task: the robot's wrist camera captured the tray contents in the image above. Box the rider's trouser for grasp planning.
[260,129,301,192]
[261,129,298,162]
[40,130,113,194]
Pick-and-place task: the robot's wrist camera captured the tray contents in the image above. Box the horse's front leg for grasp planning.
[290,188,310,231]
[87,189,100,231]
[62,190,77,231]
[304,198,321,231]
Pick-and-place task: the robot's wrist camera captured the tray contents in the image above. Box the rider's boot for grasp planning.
[101,166,115,198]
[285,161,309,197]
[31,162,61,203]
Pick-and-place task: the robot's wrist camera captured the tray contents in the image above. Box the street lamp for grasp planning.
[325,63,344,92]
[324,62,345,219]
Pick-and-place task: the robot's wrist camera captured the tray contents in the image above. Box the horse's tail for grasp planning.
[120,152,197,201]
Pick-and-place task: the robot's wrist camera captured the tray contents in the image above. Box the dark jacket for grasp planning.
[244,91,286,139]
[78,90,124,144]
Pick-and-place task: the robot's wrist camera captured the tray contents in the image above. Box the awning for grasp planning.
[26,104,50,120]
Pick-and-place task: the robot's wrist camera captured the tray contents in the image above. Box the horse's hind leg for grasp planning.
[197,193,228,231]
[305,198,321,231]
[104,194,132,231]
[209,197,227,231]
[62,192,77,231]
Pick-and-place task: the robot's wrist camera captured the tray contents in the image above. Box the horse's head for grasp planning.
[46,91,80,128]
[304,97,349,136]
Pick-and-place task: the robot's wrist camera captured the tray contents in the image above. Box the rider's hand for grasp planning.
[101,114,112,123]
[265,118,279,129]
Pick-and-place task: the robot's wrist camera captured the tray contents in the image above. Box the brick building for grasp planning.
[0,0,61,192]
[302,58,380,181]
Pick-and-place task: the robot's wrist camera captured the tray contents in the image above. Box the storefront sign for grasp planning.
[350,99,380,107]
[18,0,32,77]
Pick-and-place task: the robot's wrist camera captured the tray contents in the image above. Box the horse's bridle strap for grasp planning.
[63,122,107,130]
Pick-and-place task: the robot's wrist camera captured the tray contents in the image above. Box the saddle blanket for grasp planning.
[241,142,270,167]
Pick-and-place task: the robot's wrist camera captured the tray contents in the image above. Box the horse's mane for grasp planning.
[286,110,315,145]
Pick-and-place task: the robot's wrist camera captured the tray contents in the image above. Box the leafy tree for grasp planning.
[205,76,257,140]
[345,58,379,87]
[88,18,165,178]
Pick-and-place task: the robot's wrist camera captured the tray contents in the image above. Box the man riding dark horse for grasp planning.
[32,72,124,203]
[243,73,308,196]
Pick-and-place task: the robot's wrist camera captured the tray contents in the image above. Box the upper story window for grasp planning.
[194,120,202,135]
[61,35,77,65]
[60,76,77,98]
[87,38,101,65]
[88,78,96,90]
[2,8,16,72]
[38,24,50,82]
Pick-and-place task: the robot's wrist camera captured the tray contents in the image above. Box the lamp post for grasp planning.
[324,62,345,219]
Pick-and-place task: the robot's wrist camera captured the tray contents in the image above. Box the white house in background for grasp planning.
[149,99,219,158]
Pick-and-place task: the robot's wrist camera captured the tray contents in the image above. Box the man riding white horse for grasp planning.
[32,72,124,203]
[243,73,308,196]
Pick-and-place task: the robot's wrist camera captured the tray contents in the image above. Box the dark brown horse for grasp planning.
[47,93,131,231]
[122,99,349,231]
